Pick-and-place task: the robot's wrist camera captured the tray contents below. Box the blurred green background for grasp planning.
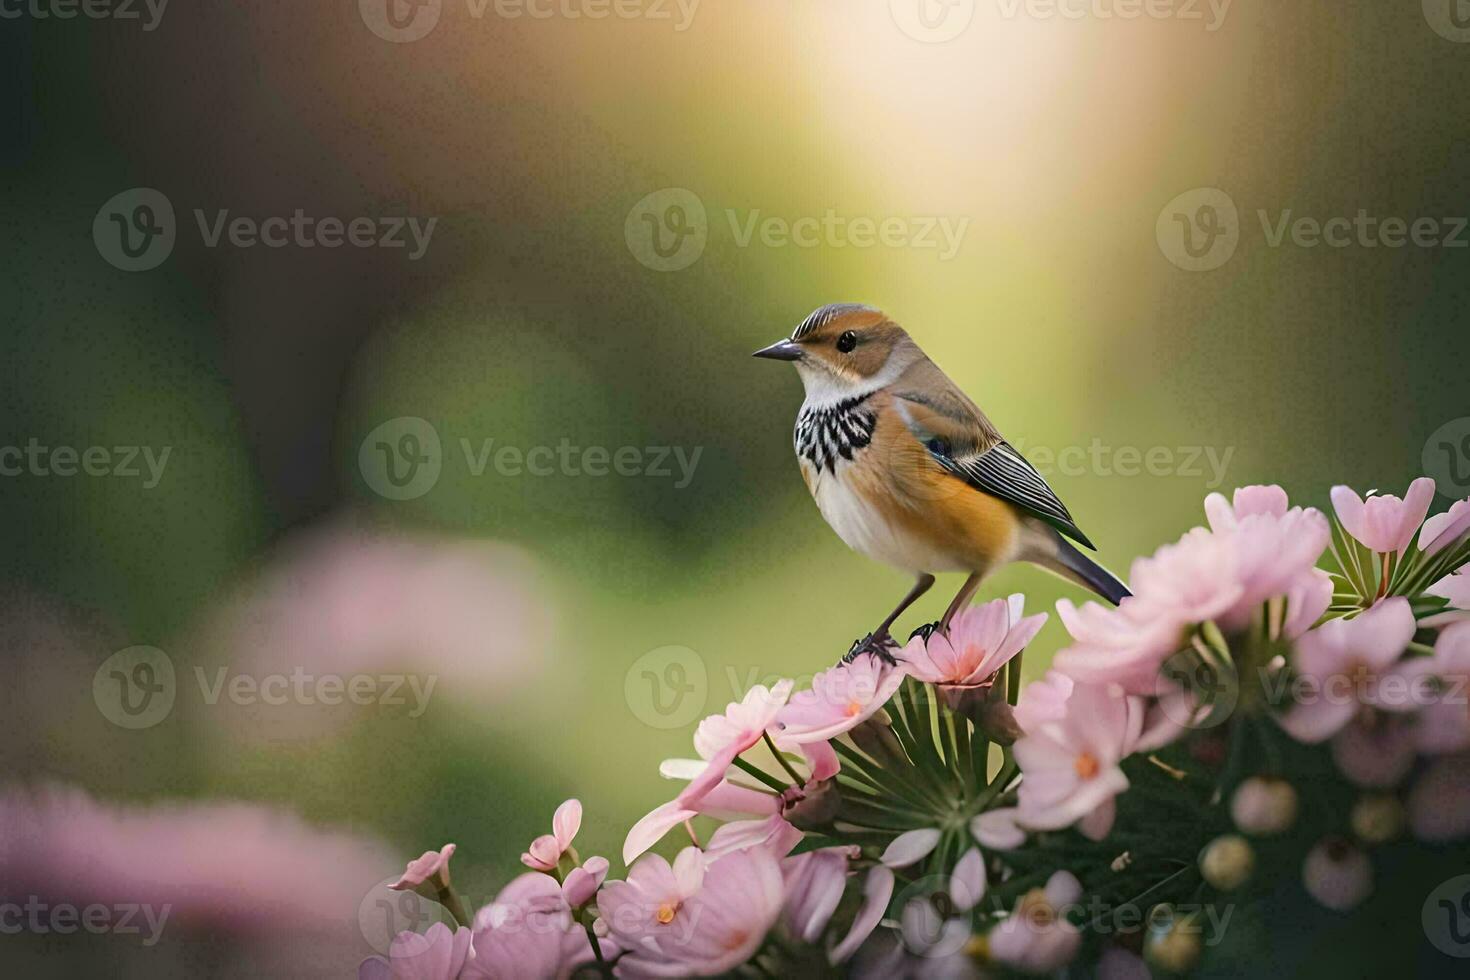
[2,0,1468,972]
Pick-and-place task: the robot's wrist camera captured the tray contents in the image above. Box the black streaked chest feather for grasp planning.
[794,394,878,474]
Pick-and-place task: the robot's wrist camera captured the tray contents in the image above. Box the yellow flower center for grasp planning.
[1017,888,1056,926]
[1075,753,1100,780]
[845,700,863,717]
[655,902,679,925]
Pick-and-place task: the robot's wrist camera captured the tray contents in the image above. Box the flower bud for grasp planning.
[1303,836,1372,911]
[1230,776,1298,835]
[1350,794,1404,844]
[783,777,841,830]
[1145,909,1201,973]
[1199,834,1254,891]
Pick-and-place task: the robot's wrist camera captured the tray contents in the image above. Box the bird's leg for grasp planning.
[937,572,983,634]
[842,573,935,665]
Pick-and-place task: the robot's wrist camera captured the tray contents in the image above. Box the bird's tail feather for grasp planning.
[1044,535,1131,606]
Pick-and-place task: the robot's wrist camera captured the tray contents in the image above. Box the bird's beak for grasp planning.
[752,338,802,361]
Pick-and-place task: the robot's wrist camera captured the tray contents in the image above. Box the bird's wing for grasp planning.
[891,360,1096,550]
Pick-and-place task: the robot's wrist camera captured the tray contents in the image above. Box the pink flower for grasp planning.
[1331,478,1436,555]
[704,815,803,862]
[391,843,456,900]
[1013,670,1073,735]
[1204,484,1290,530]
[464,872,604,980]
[897,595,1047,708]
[521,799,582,872]
[829,866,894,964]
[781,847,855,943]
[1425,566,1470,628]
[359,923,472,980]
[775,660,905,745]
[680,682,794,810]
[1051,596,1181,695]
[971,807,1026,850]
[0,784,395,936]
[1331,713,1417,788]
[1301,837,1372,911]
[1277,598,1418,743]
[601,847,783,977]
[1419,497,1470,556]
[1414,620,1470,755]
[1014,683,1134,840]
[561,855,610,908]
[623,778,782,864]
[987,870,1083,973]
[1408,752,1470,842]
[1054,492,1330,694]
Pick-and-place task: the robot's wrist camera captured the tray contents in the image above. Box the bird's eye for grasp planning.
[836,331,858,353]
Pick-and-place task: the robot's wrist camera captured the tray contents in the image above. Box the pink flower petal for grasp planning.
[881,828,941,868]
[830,865,894,964]
[950,847,987,911]
[552,799,581,851]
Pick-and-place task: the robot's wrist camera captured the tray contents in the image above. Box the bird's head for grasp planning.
[753,303,919,400]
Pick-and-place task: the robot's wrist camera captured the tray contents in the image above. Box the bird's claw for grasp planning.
[840,632,899,667]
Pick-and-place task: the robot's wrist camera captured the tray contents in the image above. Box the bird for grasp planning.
[753,303,1130,663]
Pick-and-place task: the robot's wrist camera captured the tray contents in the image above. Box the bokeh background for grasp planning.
[3,1,1468,976]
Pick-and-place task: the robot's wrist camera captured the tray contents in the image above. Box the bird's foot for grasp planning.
[907,620,942,644]
[840,632,899,667]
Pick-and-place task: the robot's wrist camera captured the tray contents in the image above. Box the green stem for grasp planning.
[584,921,612,978]
[732,756,789,794]
[762,731,806,785]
